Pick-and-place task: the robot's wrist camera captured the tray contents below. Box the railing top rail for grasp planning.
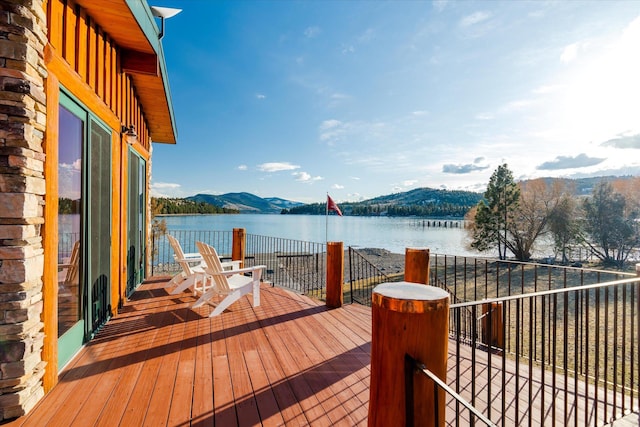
[406,355,497,427]
[431,252,638,277]
[245,233,326,246]
[451,275,640,309]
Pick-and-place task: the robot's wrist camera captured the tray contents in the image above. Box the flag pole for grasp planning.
[325,192,329,243]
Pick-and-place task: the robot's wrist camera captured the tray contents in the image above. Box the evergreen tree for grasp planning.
[582,181,639,268]
[470,164,520,260]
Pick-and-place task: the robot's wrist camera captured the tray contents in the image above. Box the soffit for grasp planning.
[74,0,177,144]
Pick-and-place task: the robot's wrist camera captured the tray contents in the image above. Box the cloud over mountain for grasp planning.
[601,133,640,149]
[442,163,490,174]
[537,153,606,170]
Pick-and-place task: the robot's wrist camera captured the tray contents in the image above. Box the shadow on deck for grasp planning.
[6,277,638,426]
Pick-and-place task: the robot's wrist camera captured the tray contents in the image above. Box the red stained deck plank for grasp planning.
[7,278,635,427]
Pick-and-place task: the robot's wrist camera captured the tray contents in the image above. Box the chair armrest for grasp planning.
[221,260,242,270]
[213,265,267,277]
[174,257,204,263]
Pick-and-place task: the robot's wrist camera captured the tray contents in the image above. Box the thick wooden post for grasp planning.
[405,248,430,284]
[232,228,246,267]
[326,241,344,308]
[369,282,449,427]
[481,302,504,350]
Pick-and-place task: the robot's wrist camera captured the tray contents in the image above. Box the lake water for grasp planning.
[160,214,485,256]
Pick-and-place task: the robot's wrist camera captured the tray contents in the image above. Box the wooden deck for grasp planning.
[7,277,638,426]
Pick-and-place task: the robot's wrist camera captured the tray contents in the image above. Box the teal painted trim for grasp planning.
[125,0,178,143]
[125,0,160,51]
[58,321,84,371]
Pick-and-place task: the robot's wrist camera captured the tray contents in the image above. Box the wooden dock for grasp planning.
[7,277,637,426]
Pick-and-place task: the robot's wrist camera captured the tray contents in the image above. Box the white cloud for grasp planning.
[149,182,183,198]
[320,119,342,130]
[537,153,606,170]
[459,11,490,28]
[412,110,429,116]
[237,165,248,171]
[319,119,347,143]
[258,162,300,172]
[403,180,418,187]
[475,112,494,120]
[151,182,181,189]
[292,171,324,183]
[561,43,579,63]
[332,184,344,189]
[256,93,266,99]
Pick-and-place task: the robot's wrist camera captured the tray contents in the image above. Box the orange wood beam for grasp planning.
[122,49,159,76]
[42,69,60,392]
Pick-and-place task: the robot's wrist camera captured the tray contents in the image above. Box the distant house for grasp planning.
[0,0,177,419]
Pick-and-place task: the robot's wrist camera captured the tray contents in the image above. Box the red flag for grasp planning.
[327,195,343,216]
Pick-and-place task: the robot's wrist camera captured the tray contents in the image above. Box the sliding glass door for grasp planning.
[127,150,146,295]
[57,90,111,370]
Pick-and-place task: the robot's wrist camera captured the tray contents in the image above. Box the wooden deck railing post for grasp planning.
[326,241,344,308]
[232,228,246,267]
[369,282,449,427]
[405,248,430,284]
[481,302,504,350]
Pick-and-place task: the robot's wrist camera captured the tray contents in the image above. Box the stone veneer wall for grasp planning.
[0,0,47,420]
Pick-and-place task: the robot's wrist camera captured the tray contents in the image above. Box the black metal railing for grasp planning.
[244,234,326,299]
[151,230,234,275]
[429,255,637,352]
[448,276,640,426]
[347,247,404,305]
[430,253,632,301]
[152,231,327,299]
[405,354,496,427]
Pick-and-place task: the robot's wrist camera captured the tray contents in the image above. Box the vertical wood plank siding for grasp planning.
[76,8,87,81]
[43,0,157,391]
[48,0,150,149]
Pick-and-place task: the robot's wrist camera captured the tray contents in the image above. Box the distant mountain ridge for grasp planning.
[181,176,636,215]
[285,187,483,217]
[187,192,304,214]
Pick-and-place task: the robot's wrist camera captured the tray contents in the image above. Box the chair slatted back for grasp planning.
[196,241,231,293]
[64,240,80,285]
[167,235,195,276]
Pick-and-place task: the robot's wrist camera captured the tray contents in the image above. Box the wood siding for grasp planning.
[46,0,151,150]
[42,0,158,391]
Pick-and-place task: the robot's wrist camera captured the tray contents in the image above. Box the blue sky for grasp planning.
[150,0,640,203]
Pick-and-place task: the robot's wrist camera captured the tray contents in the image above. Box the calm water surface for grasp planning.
[160,214,482,256]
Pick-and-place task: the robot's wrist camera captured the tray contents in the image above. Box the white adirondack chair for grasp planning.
[166,235,208,295]
[192,241,265,317]
[59,240,80,287]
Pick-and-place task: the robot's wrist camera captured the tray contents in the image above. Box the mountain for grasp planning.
[284,187,483,217]
[264,197,304,210]
[365,187,482,207]
[180,175,635,216]
[187,192,303,214]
